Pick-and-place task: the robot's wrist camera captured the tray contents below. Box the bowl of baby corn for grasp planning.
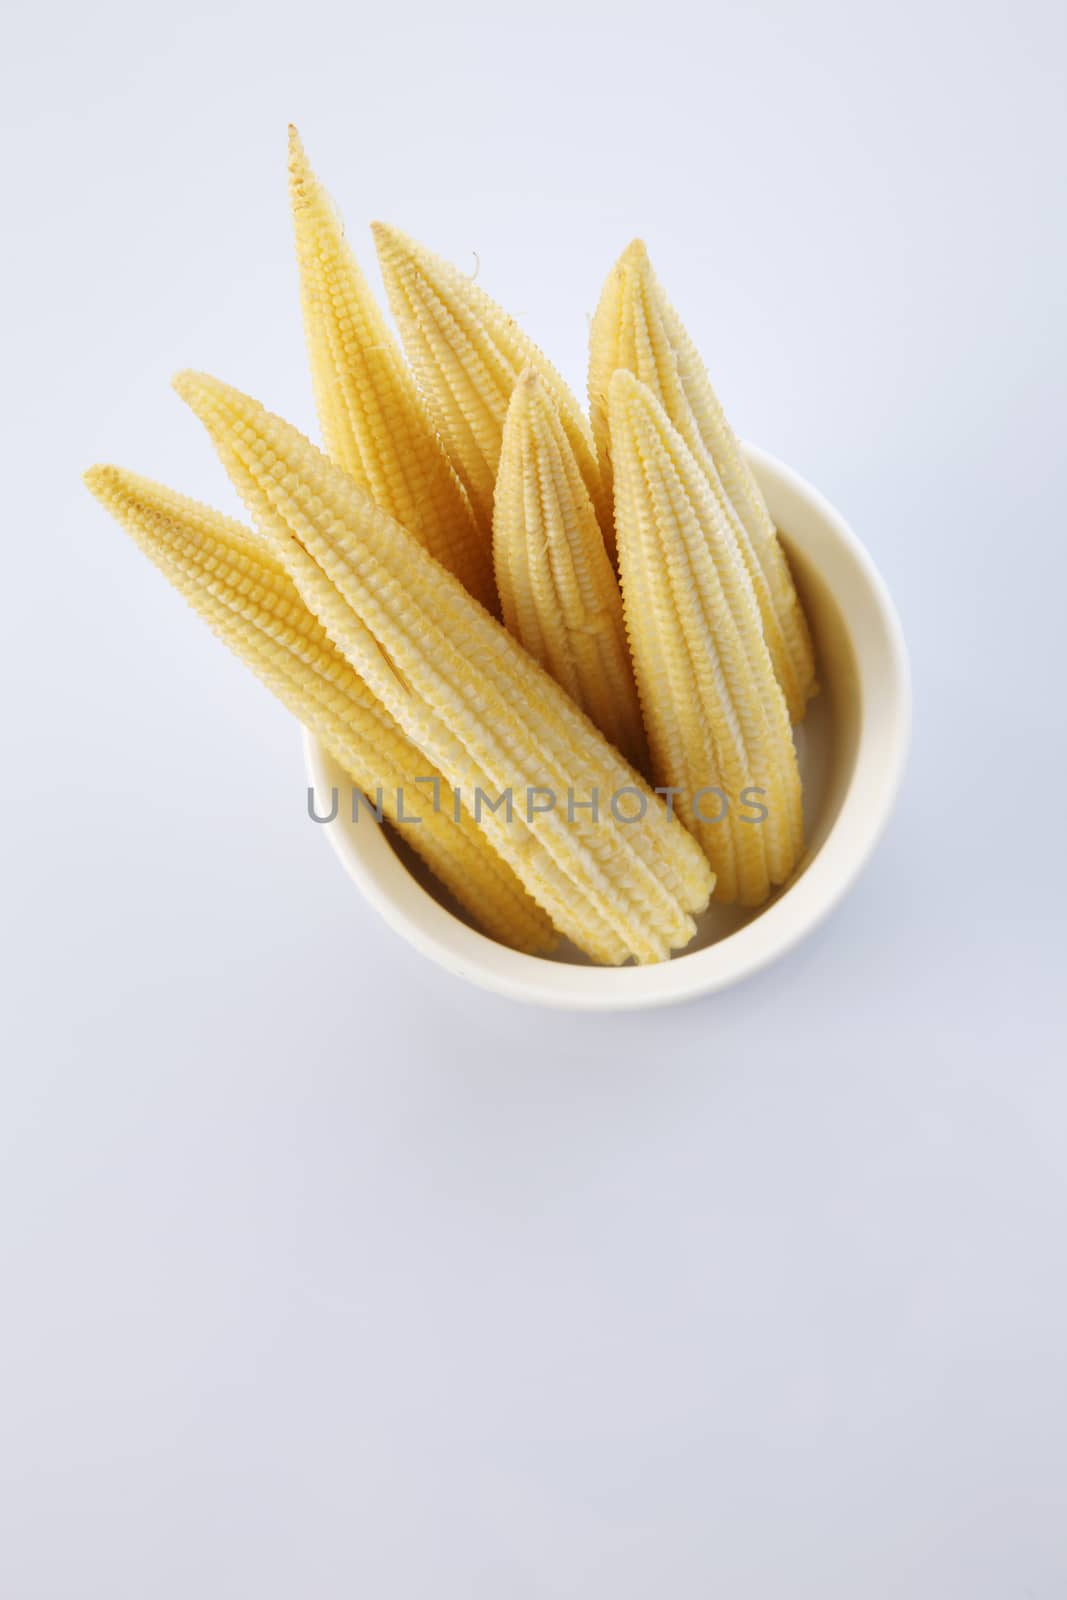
[86,129,910,1010]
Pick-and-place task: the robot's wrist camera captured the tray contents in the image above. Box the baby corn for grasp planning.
[493,369,646,769]
[288,131,496,612]
[372,223,612,550]
[174,371,714,963]
[83,465,556,954]
[608,371,804,907]
[589,240,816,719]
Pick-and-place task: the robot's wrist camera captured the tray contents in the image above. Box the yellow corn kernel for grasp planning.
[288,130,496,613]
[493,369,646,769]
[83,465,556,954]
[590,240,816,719]
[174,370,715,964]
[372,223,613,552]
[608,371,804,907]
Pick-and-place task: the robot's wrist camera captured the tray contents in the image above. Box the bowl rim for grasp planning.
[303,445,911,1010]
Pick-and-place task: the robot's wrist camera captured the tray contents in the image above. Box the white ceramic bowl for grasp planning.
[304,446,910,1009]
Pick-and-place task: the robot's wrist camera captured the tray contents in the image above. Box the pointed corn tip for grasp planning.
[83,464,162,530]
[84,462,172,516]
[620,237,650,269]
[172,370,258,450]
[83,464,116,501]
[604,239,652,290]
[172,369,208,421]
[607,366,646,408]
[172,368,235,426]
[287,123,305,165]
[370,221,423,271]
[606,371,668,453]
[172,368,207,403]
[502,366,543,430]
[370,219,406,255]
[513,366,545,404]
[287,124,315,197]
[370,220,394,265]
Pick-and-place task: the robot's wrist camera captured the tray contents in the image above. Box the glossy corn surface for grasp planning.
[174,371,715,963]
[590,240,815,718]
[492,370,646,768]
[373,224,612,550]
[608,371,804,906]
[289,131,495,611]
[84,465,555,953]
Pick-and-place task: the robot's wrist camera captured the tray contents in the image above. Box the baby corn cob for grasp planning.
[493,369,646,769]
[589,240,816,719]
[608,371,804,907]
[372,223,613,552]
[288,131,497,613]
[174,371,714,964]
[83,465,556,954]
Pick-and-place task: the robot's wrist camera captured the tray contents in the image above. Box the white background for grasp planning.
[3,0,1066,1593]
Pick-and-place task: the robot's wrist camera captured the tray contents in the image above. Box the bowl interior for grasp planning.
[304,447,907,1007]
